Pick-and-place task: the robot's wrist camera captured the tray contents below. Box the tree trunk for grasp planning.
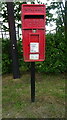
[6,2,20,79]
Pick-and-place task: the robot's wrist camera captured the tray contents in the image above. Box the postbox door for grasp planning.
[29,33,40,60]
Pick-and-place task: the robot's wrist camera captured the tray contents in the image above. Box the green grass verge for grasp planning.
[2,73,66,118]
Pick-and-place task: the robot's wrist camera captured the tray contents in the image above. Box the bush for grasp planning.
[2,39,12,74]
[2,33,66,74]
[17,39,30,72]
[36,33,66,73]
[2,39,30,74]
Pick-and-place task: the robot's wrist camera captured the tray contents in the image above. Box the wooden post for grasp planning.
[31,62,35,102]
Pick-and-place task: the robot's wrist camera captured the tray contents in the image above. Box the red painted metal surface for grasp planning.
[21,4,46,62]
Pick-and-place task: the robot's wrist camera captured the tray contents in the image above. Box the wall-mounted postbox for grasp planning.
[21,4,46,62]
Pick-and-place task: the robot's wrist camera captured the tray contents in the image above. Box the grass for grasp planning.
[2,72,66,118]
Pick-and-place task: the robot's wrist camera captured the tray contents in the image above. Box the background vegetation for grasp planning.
[1,1,66,74]
[1,1,66,118]
[2,32,66,74]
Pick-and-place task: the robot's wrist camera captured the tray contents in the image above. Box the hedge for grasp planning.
[2,33,66,74]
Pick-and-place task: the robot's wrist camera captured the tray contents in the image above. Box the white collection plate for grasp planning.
[30,54,39,60]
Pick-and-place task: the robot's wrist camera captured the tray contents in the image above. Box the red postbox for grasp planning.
[21,4,46,62]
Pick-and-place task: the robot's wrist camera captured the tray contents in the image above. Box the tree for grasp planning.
[1,1,66,74]
[1,1,65,34]
[6,2,20,78]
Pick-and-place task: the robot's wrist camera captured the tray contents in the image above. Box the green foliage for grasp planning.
[36,33,66,73]
[2,39,12,74]
[2,39,30,74]
[2,33,66,74]
[2,2,65,33]
[17,39,30,72]
[2,1,66,74]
